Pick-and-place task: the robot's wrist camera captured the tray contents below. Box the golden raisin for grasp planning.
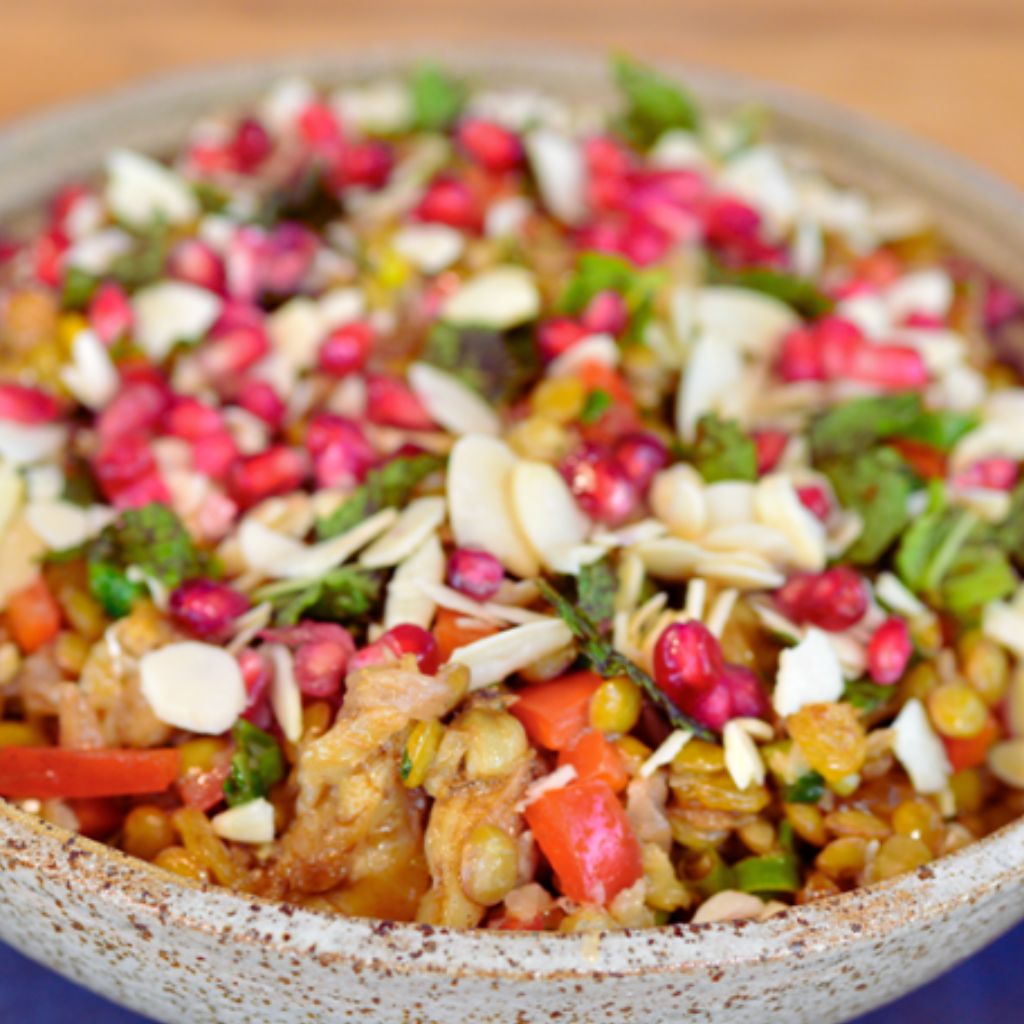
[787,703,867,783]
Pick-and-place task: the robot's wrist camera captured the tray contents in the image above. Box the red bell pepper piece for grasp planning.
[524,779,642,905]
[557,730,629,793]
[6,578,62,654]
[0,747,181,799]
[511,671,603,751]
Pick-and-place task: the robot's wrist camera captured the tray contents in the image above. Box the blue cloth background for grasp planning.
[1,921,1022,1022]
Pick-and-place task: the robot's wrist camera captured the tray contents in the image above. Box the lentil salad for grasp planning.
[0,57,1022,932]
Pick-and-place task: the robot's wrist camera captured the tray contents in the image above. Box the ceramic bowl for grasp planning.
[1,48,1023,1024]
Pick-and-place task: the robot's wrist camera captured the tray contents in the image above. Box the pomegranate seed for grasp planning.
[199,320,270,379]
[415,177,482,232]
[796,483,832,521]
[236,378,286,430]
[777,327,824,382]
[167,238,225,293]
[110,472,171,509]
[33,229,68,287]
[560,443,639,525]
[187,139,235,176]
[238,648,273,728]
[701,195,762,248]
[0,236,19,265]
[678,678,734,732]
[818,317,865,379]
[904,311,945,329]
[584,136,633,179]
[335,140,394,189]
[612,432,668,492]
[580,290,629,336]
[867,617,913,685]
[165,396,224,440]
[366,375,436,430]
[0,383,61,424]
[97,380,169,440]
[537,317,588,363]
[447,547,504,601]
[262,222,318,296]
[721,664,770,720]
[381,624,440,675]
[653,621,725,703]
[318,321,374,377]
[297,101,344,151]
[225,226,266,302]
[86,282,133,346]
[306,413,376,489]
[294,638,356,698]
[953,457,1019,492]
[231,117,273,173]
[192,430,240,478]
[195,491,239,542]
[93,435,157,499]
[50,183,90,230]
[621,217,670,267]
[847,344,928,391]
[457,119,522,173]
[170,580,249,640]
[984,279,1024,331]
[347,639,395,674]
[753,430,789,475]
[777,567,867,632]
[587,172,631,214]
[227,445,307,508]
[261,622,355,648]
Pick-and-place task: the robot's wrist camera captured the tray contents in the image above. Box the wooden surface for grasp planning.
[2,0,1022,188]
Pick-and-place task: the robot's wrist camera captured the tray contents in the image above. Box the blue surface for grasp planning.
[1,921,1023,1022]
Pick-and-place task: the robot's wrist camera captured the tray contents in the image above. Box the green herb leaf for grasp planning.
[783,771,826,805]
[87,561,146,619]
[575,557,619,633]
[410,64,465,132]
[734,853,800,894]
[223,720,284,808]
[264,566,385,628]
[988,482,1024,564]
[941,550,1017,619]
[399,748,414,782]
[843,679,898,714]
[706,264,834,319]
[108,222,170,291]
[898,409,979,452]
[559,251,664,341]
[689,413,758,484]
[61,266,98,310]
[537,579,713,740]
[612,54,700,148]
[579,388,613,425]
[316,454,444,541]
[822,447,915,564]
[809,393,924,462]
[423,323,540,403]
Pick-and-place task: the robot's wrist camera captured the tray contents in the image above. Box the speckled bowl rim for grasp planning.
[0,45,1022,982]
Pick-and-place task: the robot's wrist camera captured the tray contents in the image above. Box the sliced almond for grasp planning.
[510,459,591,572]
[441,266,540,330]
[417,581,549,626]
[703,481,757,528]
[674,285,799,357]
[391,223,464,274]
[450,619,574,691]
[702,523,795,563]
[755,474,826,571]
[359,496,446,569]
[547,335,619,377]
[631,537,705,581]
[691,890,765,925]
[525,129,586,225]
[675,334,743,442]
[267,297,326,374]
[105,149,199,229]
[408,362,500,437]
[649,465,707,539]
[139,642,246,735]
[267,643,303,743]
[60,329,119,410]
[211,798,276,844]
[384,534,445,631]
[773,628,843,717]
[0,422,66,468]
[723,720,766,791]
[988,739,1024,789]
[25,501,115,551]
[692,551,785,590]
[639,729,692,778]
[133,281,222,362]
[447,435,538,579]
[892,698,951,795]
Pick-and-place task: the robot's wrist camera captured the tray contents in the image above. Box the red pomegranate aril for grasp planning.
[87,282,133,346]
[96,380,169,440]
[653,621,725,702]
[848,343,928,391]
[347,639,394,674]
[678,678,734,733]
[93,435,157,498]
[903,311,945,329]
[260,622,356,649]
[796,483,832,522]
[702,195,762,248]
[584,136,633,179]
[192,431,240,478]
[195,491,239,542]
[382,624,441,675]
[818,317,865,379]
[580,290,629,336]
[777,327,824,382]
[335,140,394,189]
[225,226,266,302]
[366,375,436,431]
[165,396,224,440]
[33,229,68,288]
[621,218,670,267]
[318,321,374,377]
[199,321,269,379]
[537,317,588,363]
[447,547,504,601]
[612,432,669,492]
[231,117,273,173]
[721,664,770,721]
[227,445,307,508]
[169,580,249,640]
[167,238,225,293]
[778,567,868,632]
[110,472,171,510]
[297,101,344,150]
[415,177,482,232]
[294,639,354,698]
[560,443,639,525]
[984,279,1024,331]
[238,648,273,727]
[306,414,376,488]
[263,222,318,296]
[236,378,286,430]
[867,617,913,685]
[0,383,61,424]
[50,183,91,230]
[953,457,1019,492]
[457,119,522,173]
[753,430,789,475]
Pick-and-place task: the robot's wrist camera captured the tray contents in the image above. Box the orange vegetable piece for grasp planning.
[524,779,642,904]
[888,438,947,480]
[557,729,629,793]
[510,671,603,751]
[0,747,181,799]
[943,714,1001,772]
[7,577,62,653]
[433,606,500,663]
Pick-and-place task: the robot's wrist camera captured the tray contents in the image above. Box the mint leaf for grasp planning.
[316,454,443,540]
[423,323,540,402]
[559,251,664,340]
[823,447,914,564]
[612,55,700,147]
[61,266,98,310]
[941,551,1016,619]
[689,413,757,483]
[843,679,898,714]
[223,720,284,808]
[707,264,834,319]
[410,64,465,132]
[899,410,979,452]
[88,561,145,618]
[580,388,613,425]
[576,557,619,633]
[537,579,713,740]
[809,393,923,462]
[264,566,384,628]
[783,771,826,804]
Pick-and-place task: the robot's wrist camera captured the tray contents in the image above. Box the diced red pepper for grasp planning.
[524,779,643,905]
[889,438,947,480]
[177,748,234,812]
[6,578,62,654]
[943,715,1001,772]
[511,671,604,751]
[557,730,629,793]
[67,798,124,840]
[0,747,181,799]
[432,607,500,664]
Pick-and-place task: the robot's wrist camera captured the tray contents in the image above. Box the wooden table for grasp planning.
[3,0,1022,188]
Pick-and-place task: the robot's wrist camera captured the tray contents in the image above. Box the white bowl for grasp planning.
[1,48,1023,1024]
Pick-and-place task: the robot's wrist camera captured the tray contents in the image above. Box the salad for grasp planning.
[0,56,1022,932]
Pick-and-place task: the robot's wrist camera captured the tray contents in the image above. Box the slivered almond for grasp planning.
[211,798,275,844]
[755,474,826,571]
[691,551,785,590]
[702,523,795,563]
[359,496,446,569]
[267,643,303,743]
[133,281,221,362]
[703,481,757,528]
[451,619,574,691]
[675,334,743,442]
[510,460,591,572]
[441,266,540,329]
[692,890,765,924]
[417,581,549,626]
[892,698,951,795]
[723,721,766,791]
[649,466,707,539]
[632,537,705,580]
[384,534,445,631]
[408,362,500,437]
